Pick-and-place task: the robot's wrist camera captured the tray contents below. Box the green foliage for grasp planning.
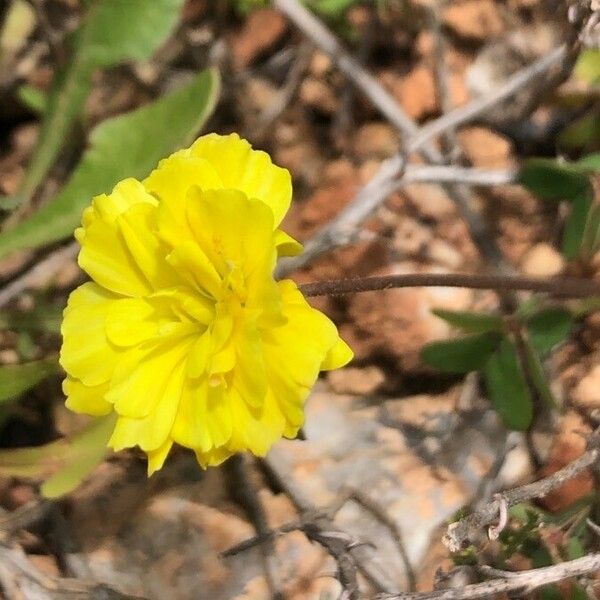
[14,0,186,205]
[41,414,116,498]
[522,338,559,409]
[574,49,600,85]
[562,191,594,259]
[422,301,579,429]
[0,414,116,498]
[16,84,47,115]
[0,68,220,259]
[526,307,574,355]
[431,309,504,333]
[421,332,502,373]
[518,158,592,202]
[0,358,58,403]
[483,338,533,430]
[310,0,365,17]
[519,156,600,260]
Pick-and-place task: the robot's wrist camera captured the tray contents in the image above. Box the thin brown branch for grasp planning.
[443,427,600,552]
[261,450,397,597]
[377,552,600,599]
[340,488,417,592]
[224,455,284,600]
[298,273,600,299]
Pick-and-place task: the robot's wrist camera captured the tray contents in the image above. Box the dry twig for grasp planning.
[377,552,600,600]
[443,427,600,552]
[298,272,600,299]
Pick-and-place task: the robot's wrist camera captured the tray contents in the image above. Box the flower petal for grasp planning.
[189,133,292,227]
[77,180,159,297]
[321,337,354,371]
[109,357,187,452]
[60,283,121,386]
[274,229,303,257]
[63,377,111,416]
[185,187,275,276]
[107,337,193,419]
[144,151,223,247]
[147,438,173,476]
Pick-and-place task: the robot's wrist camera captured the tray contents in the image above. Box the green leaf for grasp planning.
[14,0,186,205]
[483,338,533,430]
[17,84,47,115]
[519,158,592,201]
[0,415,115,497]
[527,307,574,355]
[562,191,594,259]
[574,153,600,172]
[432,309,504,333]
[313,0,361,16]
[421,332,502,373]
[574,49,600,85]
[0,68,220,259]
[523,338,559,410]
[0,358,58,403]
[79,0,185,67]
[41,414,116,498]
[0,439,65,479]
[558,112,600,152]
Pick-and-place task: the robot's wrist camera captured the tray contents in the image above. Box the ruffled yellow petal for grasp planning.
[189,133,292,227]
[321,337,354,371]
[147,438,173,476]
[60,282,120,387]
[107,337,193,418]
[144,151,222,247]
[185,187,275,276]
[63,377,111,416]
[274,229,303,257]
[109,357,187,452]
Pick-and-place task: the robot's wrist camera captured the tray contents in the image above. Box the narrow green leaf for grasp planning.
[0,439,66,479]
[562,191,593,259]
[573,296,600,317]
[0,415,115,497]
[523,338,559,410]
[0,68,220,258]
[41,414,116,498]
[421,332,502,373]
[574,153,600,172]
[313,0,361,16]
[527,307,574,354]
[14,0,186,204]
[16,84,47,115]
[574,48,600,85]
[0,358,58,403]
[483,338,533,430]
[519,158,591,201]
[432,309,504,333]
[558,112,600,152]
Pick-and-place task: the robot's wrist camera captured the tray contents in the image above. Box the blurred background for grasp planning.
[0,1,599,599]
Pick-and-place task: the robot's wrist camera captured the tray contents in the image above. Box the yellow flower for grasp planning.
[60,133,352,474]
